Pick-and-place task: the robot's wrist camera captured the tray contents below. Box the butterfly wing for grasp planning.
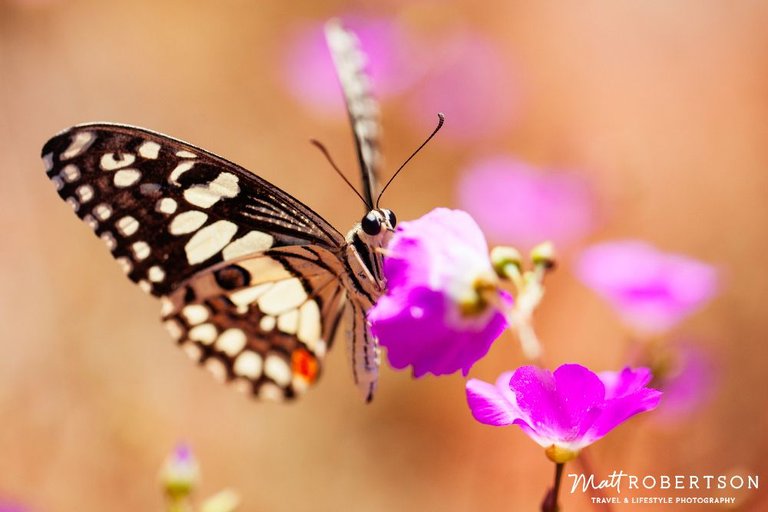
[162,245,348,401]
[42,124,356,400]
[325,19,382,207]
[42,124,346,297]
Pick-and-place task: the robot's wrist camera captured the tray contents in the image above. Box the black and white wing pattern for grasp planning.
[42,124,352,401]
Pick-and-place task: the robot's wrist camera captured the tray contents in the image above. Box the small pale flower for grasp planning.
[458,157,597,249]
[576,240,719,333]
[368,208,509,377]
[160,443,200,500]
[466,364,661,462]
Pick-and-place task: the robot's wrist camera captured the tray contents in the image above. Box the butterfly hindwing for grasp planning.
[162,245,348,401]
[42,124,346,297]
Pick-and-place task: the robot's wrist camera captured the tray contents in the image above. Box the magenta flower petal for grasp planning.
[577,240,719,333]
[466,364,661,457]
[281,16,419,115]
[458,157,597,249]
[466,371,520,426]
[369,208,509,377]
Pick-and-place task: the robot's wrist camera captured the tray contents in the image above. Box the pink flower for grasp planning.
[406,32,521,142]
[466,364,661,462]
[576,241,719,333]
[280,16,420,115]
[369,208,509,377]
[458,157,597,249]
[654,342,717,422]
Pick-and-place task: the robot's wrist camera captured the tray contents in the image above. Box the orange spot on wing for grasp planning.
[291,348,319,383]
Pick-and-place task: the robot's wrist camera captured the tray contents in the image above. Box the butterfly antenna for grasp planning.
[310,139,370,209]
[376,113,445,208]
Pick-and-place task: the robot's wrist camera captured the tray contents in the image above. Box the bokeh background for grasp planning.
[1,1,767,511]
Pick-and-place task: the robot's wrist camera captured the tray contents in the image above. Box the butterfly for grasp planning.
[40,20,434,403]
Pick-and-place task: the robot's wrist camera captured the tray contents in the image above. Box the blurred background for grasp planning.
[1,1,767,511]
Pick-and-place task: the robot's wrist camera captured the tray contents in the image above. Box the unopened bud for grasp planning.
[160,444,200,500]
[531,242,556,270]
[491,246,523,279]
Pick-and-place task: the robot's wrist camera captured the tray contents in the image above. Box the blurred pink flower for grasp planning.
[457,157,597,249]
[369,208,510,377]
[407,32,522,141]
[654,342,717,422]
[466,364,661,462]
[281,16,420,115]
[576,241,719,333]
[0,500,26,512]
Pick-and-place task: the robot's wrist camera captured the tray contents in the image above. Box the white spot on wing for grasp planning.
[117,257,132,274]
[100,152,135,170]
[76,185,94,203]
[100,231,116,250]
[216,328,247,356]
[298,300,321,345]
[61,164,80,183]
[234,351,262,379]
[181,304,209,325]
[258,278,307,315]
[62,131,95,160]
[176,150,197,158]
[131,241,150,261]
[138,141,161,159]
[156,197,178,215]
[205,358,228,382]
[93,203,112,221]
[52,177,64,191]
[222,231,274,260]
[264,354,291,386]
[183,172,240,208]
[184,220,238,264]
[188,323,217,344]
[277,309,299,335]
[169,161,195,185]
[83,214,98,230]
[259,315,276,331]
[164,319,183,339]
[138,280,152,293]
[42,153,54,173]
[148,266,165,283]
[66,197,79,211]
[169,210,208,235]
[230,283,273,309]
[116,215,139,237]
[114,168,141,187]
[182,342,202,361]
[258,382,284,402]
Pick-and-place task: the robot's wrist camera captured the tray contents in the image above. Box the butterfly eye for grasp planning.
[383,209,397,228]
[361,211,382,236]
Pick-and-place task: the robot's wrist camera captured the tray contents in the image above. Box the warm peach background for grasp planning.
[1,1,767,511]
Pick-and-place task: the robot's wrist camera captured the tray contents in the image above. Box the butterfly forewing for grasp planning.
[42,124,345,297]
[325,19,382,206]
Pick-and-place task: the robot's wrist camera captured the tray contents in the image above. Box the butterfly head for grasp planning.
[360,208,397,238]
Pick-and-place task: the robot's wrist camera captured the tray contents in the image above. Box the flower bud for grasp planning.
[160,444,200,501]
[530,241,556,270]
